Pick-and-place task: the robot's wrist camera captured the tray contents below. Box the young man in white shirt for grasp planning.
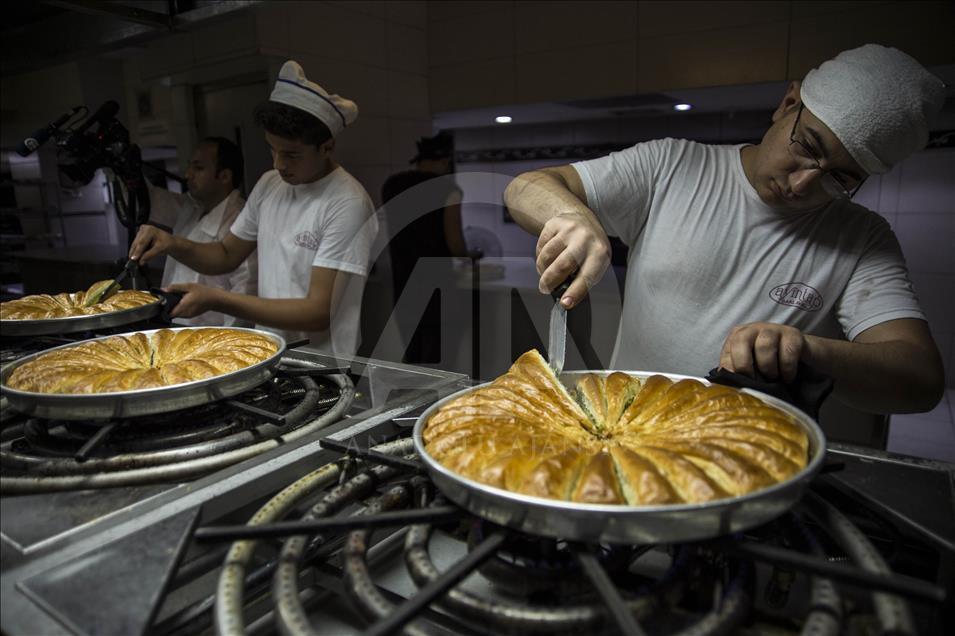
[147,137,256,327]
[130,61,378,357]
[503,44,945,423]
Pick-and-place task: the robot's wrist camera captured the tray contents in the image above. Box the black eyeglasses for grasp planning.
[788,103,866,199]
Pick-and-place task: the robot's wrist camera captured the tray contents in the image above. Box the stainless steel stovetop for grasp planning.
[2,345,953,635]
[0,348,468,635]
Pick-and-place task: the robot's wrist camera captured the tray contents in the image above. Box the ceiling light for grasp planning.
[495,115,513,124]
[673,103,692,112]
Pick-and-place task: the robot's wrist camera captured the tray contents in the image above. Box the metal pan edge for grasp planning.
[413,370,826,544]
[1,299,163,336]
[0,326,287,420]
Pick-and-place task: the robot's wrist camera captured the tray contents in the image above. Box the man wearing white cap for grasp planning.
[504,44,946,426]
[130,61,378,357]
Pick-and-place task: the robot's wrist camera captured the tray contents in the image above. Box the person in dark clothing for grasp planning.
[382,132,478,364]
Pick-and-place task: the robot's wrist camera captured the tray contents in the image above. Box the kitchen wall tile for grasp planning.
[386,1,427,29]
[895,213,954,274]
[346,163,393,208]
[142,32,195,79]
[453,128,497,151]
[877,164,901,217]
[935,330,955,390]
[292,54,390,118]
[429,1,511,22]
[334,114,390,169]
[910,272,955,334]
[516,41,638,103]
[573,119,621,145]
[430,58,516,112]
[514,1,637,54]
[718,110,774,143]
[389,119,434,167]
[788,2,955,78]
[637,22,789,92]
[896,149,955,215]
[388,71,430,120]
[326,1,388,18]
[487,126,533,149]
[254,4,290,54]
[289,2,387,69]
[851,177,882,214]
[791,1,894,18]
[946,333,955,390]
[193,15,257,63]
[429,4,514,67]
[637,1,790,37]
[387,21,429,74]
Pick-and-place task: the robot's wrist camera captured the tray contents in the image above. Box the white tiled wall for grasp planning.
[454,118,955,387]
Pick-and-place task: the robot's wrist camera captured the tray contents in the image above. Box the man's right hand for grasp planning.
[129,224,174,263]
[536,212,611,308]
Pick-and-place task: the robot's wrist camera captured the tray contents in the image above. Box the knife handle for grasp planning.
[550,280,572,303]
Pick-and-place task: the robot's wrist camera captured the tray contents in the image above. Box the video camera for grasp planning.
[16,101,154,234]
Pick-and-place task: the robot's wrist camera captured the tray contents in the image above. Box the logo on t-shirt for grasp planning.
[769,282,823,312]
[294,230,320,250]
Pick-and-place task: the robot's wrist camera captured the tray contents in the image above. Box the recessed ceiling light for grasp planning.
[495,115,513,124]
[673,103,692,112]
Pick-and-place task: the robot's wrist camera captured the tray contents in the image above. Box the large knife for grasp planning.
[548,281,571,375]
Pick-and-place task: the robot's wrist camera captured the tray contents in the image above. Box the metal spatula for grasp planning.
[548,281,571,375]
[83,259,138,307]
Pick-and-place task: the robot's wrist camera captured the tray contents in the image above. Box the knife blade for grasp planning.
[548,281,570,375]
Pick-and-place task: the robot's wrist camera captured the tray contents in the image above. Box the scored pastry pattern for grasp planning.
[0,281,157,320]
[423,350,809,506]
[6,328,279,394]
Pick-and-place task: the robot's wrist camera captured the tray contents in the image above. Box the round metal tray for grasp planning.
[0,326,286,420]
[413,370,827,545]
[0,299,162,336]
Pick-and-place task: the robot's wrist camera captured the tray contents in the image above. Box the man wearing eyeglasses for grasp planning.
[504,44,946,424]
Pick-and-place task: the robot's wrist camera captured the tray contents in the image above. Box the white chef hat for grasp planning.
[800,44,946,176]
[269,60,358,137]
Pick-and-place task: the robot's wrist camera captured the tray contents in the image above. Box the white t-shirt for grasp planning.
[230,167,378,357]
[573,138,925,376]
[148,185,257,327]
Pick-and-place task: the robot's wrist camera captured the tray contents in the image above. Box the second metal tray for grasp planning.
[0,300,162,336]
[0,326,286,420]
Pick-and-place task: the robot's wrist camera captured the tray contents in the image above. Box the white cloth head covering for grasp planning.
[800,44,945,176]
[269,60,358,137]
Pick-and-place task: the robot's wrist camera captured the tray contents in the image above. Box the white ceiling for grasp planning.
[434,64,955,131]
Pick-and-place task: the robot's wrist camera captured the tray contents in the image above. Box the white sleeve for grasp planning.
[571,139,670,246]
[312,196,379,276]
[230,174,273,241]
[838,216,926,340]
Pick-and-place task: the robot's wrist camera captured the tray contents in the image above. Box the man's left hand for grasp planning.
[164,283,221,319]
[719,322,812,383]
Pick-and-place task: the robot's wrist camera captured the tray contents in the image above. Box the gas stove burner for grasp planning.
[0,359,355,493]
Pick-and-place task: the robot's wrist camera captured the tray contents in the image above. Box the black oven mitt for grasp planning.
[149,288,184,324]
[705,362,834,421]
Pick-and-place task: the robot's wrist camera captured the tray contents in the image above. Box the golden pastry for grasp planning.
[0,281,157,320]
[423,350,810,506]
[5,328,279,394]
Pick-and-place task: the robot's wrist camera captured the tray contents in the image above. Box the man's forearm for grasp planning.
[805,335,944,413]
[211,291,329,333]
[168,237,237,276]
[504,170,598,235]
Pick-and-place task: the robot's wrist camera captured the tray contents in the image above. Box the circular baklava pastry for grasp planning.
[423,350,809,506]
[0,280,157,320]
[5,328,279,394]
